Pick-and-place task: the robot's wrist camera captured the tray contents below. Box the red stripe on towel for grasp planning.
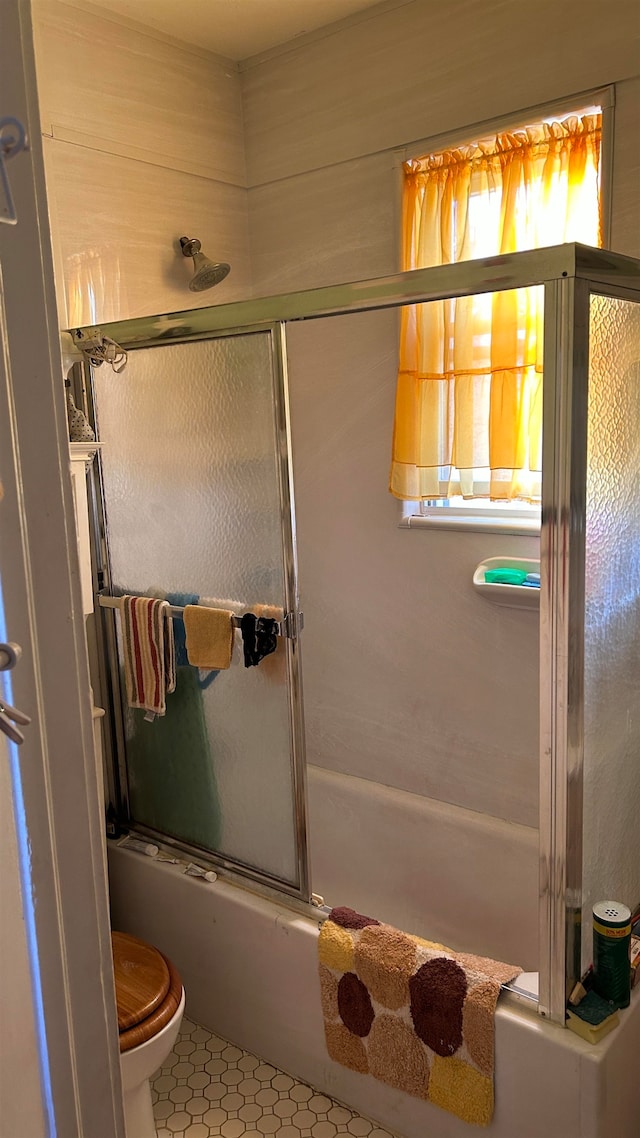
[147,599,161,712]
[131,598,145,704]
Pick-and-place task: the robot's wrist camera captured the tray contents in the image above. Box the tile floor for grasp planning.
[152,1017,395,1138]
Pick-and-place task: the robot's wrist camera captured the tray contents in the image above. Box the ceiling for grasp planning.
[80,0,387,61]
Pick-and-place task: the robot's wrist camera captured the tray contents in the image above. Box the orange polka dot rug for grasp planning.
[318,907,521,1128]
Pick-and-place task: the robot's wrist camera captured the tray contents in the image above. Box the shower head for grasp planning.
[179,236,231,292]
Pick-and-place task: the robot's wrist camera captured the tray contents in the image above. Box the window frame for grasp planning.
[394,85,614,534]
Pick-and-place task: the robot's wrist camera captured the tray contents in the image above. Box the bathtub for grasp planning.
[108,845,640,1138]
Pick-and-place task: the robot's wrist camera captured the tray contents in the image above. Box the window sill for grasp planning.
[399,513,541,536]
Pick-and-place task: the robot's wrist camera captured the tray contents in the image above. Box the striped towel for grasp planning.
[119,596,176,719]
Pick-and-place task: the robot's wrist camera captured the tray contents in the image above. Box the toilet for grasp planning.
[112,930,185,1138]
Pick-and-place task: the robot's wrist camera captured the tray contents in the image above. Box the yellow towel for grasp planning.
[183,605,233,670]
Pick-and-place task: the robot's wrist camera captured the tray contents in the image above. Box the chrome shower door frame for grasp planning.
[540,265,640,1022]
[70,243,640,1017]
[85,322,310,903]
[539,275,591,1021]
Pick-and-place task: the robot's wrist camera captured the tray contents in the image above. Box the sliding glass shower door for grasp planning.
[92,329,307,894]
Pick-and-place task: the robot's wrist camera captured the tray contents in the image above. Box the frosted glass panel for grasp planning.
[582,294,640,965]
[94,335,298,885]
[96,336,284,602]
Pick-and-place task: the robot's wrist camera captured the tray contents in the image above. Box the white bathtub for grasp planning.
[108,845,640,1138]
[306,765,539,971]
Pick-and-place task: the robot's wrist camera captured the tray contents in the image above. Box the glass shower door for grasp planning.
[581,293,640,968]
[92,330,307,893]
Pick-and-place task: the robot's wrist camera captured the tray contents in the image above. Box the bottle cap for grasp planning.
[593,901,631,928]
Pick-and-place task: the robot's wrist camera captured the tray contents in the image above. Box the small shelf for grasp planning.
[69,440,103,468]
[473,557,540,610]
[69,443,103,615]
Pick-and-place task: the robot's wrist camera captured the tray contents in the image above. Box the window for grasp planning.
[390,103,604,527]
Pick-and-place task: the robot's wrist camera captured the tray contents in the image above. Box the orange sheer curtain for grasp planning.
[390,113,602,501]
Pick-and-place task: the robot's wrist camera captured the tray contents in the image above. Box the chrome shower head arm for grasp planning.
[179,236,201,258]
[177,235,231,292]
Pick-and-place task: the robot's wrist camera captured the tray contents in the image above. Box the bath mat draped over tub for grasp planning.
[318,907,520,1128]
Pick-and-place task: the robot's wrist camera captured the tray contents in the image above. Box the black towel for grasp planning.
[240,613,279,668]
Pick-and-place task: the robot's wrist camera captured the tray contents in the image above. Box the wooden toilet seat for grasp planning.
[112,931,183,1053]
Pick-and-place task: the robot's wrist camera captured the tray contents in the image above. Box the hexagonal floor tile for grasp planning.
[274,1099,297,1120]
[153,1100,175,1122]
[165,1109,191,1132]
[271,1074,293,1093]
[312,1123,337,1138]
[238,1054,259,1073]
[169,1085,193,1106]
[254,1064,277,1081]
[255,1088,278,1108]
[185,1096,210,1117]
[172,1061,195,1079]
[153,1019,396,1138]
[154,1075,177,1094]
[221,1068,243,1087]
[236,1077,260,1097]
[191,1048,213,1068]
[347,1119,373,1136]
[257,1115,282,1134]
[220,1120,244,1138]
[220,1092,244,1113]
[200,1082,224,1104]
[328,1107,351,1125]
[188,1071,211,1091]
[203,1107,227,1127]
[290,1083,313,1103]
[239,1103,262,1123]
[222,1045,243,1063]
[309,1095,333,1115]
[293,1109,317,1130]
[205,1058,226,1077]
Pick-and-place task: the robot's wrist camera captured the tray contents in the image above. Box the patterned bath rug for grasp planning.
[318,906,521,1128]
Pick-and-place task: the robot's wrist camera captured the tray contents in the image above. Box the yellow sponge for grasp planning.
[566,1009,619,1044]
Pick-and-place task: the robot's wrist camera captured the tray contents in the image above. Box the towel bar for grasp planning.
[97,593,304,639]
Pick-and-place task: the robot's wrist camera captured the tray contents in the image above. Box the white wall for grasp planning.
[241,0,640,957]
[32,0,251,325]
[243,0,640,289]
[32,0,640,964]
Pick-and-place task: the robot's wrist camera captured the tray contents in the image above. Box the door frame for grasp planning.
[0,2,124,1134]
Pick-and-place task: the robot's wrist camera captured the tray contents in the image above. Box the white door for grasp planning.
[0,731,46,1138]
[0,2,124,1135]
